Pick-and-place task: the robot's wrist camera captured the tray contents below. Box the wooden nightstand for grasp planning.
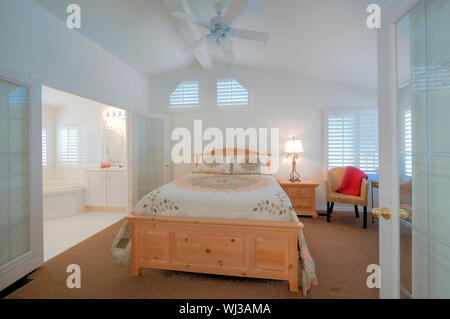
[278,179,320,218]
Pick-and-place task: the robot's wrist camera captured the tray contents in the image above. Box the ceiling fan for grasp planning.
[171,0,269,58]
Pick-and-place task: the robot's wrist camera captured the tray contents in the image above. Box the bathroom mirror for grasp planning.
[104,111,126,164]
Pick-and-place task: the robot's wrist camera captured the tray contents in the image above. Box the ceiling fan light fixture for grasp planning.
[172,0,268,60]
[208,16,233,45]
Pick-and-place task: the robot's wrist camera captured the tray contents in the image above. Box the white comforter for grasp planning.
[134,174,299,223]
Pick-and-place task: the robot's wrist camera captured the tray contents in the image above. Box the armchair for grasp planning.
[325,167,370,229]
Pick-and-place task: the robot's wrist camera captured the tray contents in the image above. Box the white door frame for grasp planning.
[0,67,43,291]
[127,112,170,210]
[377,0,422,299]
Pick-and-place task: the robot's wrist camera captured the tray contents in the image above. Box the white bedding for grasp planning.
[134,174,299,223]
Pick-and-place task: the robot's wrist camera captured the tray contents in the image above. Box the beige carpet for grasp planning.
[6,212,379,299]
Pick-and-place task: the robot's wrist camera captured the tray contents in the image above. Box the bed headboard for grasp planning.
[194,148,272,168]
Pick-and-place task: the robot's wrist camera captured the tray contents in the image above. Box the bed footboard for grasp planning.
[127,213,303,292]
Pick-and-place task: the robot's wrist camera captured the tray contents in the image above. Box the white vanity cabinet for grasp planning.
[85,169,127,209]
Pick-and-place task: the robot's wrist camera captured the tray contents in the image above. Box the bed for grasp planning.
[120,149,317,295]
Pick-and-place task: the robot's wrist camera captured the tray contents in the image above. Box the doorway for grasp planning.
[41,85,128,261]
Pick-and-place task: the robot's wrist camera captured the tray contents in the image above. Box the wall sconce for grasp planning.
[285,137,304,182]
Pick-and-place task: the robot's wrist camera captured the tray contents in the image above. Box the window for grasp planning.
[217,78,248,108]
[42,128,48,166]
[58,126,100,167]
[324,108,379,176]
[169,81,200,109]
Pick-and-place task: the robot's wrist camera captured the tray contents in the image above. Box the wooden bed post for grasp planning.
[288,233,299,292]
[130,222,140,276]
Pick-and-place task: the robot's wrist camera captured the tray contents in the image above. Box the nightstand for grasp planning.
[278,179,320,218]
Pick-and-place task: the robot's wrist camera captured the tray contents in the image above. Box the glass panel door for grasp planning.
[131,113,170,206]
[396,0,450,298]
[0,79,30,267]
[0,70,42,291]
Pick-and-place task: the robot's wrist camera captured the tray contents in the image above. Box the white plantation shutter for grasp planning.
[327,113,356,168]
[217,78,248,107]
[169,81,199,108]
[412,65,450,95]
[358,110,379,174]
[58,126,99,167]
[325,108,379,175]
[404,110,412,177]
[59,127,78,165]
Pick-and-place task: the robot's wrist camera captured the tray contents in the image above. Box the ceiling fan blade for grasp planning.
[172,11,210,29]
[233,29,269,43]
[222,0,247,24]
[183,35,209,52]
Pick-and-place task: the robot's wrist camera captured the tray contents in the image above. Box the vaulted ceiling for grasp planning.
[35,0,392,88]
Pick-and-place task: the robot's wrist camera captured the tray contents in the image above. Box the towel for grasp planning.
[337,166,368,196]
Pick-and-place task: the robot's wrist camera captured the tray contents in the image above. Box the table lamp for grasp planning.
[286,137,304,182]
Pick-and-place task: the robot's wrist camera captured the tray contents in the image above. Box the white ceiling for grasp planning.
[35,0,392,89]
[35,0,194,76]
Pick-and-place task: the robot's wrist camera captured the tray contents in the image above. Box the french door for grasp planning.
[378,0,450,298]
[0,68,43,291]
[128,112,170,209]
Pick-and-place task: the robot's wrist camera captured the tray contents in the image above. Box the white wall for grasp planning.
[149,64,378,210]
[0,0,149,111]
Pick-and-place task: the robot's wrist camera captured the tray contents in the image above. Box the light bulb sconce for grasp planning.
[104,110,126,132]
[103,110,126,118]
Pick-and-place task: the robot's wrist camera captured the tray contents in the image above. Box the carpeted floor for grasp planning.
[6,212,379,299]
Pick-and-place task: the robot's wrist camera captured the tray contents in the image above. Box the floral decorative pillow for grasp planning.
[231,156,262,175]
[193,156,232,174]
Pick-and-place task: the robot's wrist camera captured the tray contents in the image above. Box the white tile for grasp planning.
[43,211,126,261]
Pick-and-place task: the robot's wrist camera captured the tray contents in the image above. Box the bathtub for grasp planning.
[43,181,86,220]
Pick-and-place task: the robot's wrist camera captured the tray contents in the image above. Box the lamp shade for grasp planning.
[285,139,304,154]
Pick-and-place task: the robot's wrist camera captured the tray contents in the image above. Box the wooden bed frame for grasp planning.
[127,148,303,292]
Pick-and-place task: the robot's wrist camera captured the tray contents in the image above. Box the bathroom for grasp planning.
[42,85,128,261]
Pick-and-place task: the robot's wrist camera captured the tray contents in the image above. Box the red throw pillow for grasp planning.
[337,166,368,196]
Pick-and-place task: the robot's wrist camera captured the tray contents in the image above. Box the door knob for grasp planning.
[165,164,169,168]
[373,206,391,220]
[399,209,410,220]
